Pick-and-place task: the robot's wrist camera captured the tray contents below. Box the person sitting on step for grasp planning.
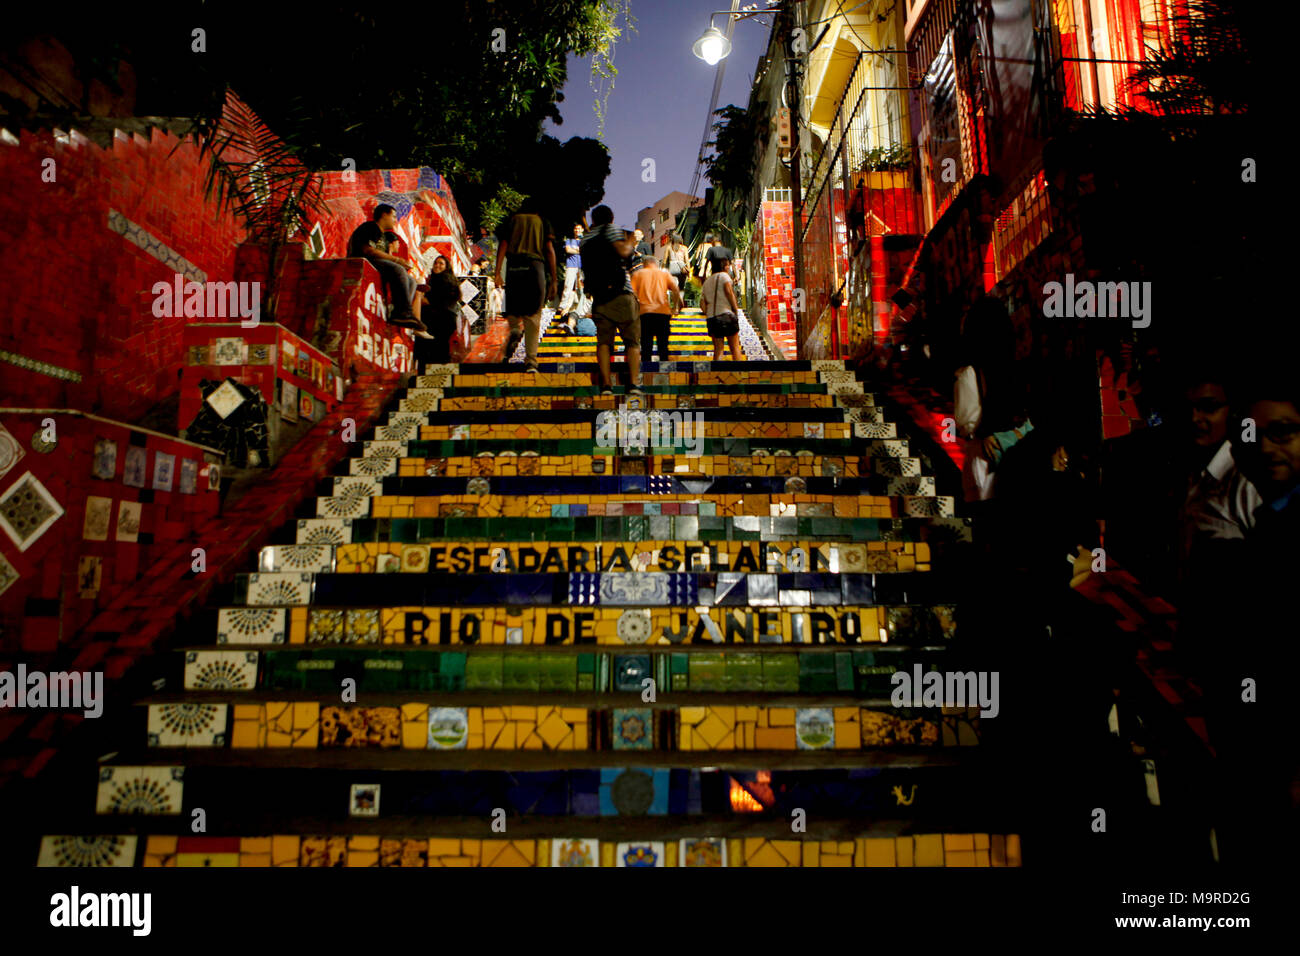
[347,204,427,333]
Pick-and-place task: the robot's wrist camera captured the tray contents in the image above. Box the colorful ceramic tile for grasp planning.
[612,708,653,750]
[376,553,401,573]
[616,842,665,867]
[299,391,314,420]
[213,337,247,365]
[178,459,198,495]
[679,838,727,867]
[795,708,835,750]
[246,572,313,606]
[295,519,351,546]
[0,472,65,551]
[216,607,287,644]
[96,766,183,815]
[82,495,112,541]
[206,462,221,491]
[259,544,335,573]
[114,500,141,543]
[427,707,469,749]
[0,550,19,598]
[249,343,273,365]
[122,446,148,488]
[349,784,380,817]
[37,835,138,868]
[551,838,598,867]
[152,452,176,491]
[0,420,24,483]
[206,380,246,419]
[183,651,258,690]
[77,555,102,597]
[91,438,116,480]
[147,703,228,747]
[281,382,299,422]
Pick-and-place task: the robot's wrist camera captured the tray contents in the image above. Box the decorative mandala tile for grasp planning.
[466,476,491,496]
[350,783,380,817]
[854,421,897,439]
[784,476,807,493]
[96,766,183,815]
[810,360,844,372]
[317,483,374,519]
[802,423,824,439]
[888,476,936,496]
[612,709,653,750]
[246,573,313,606]
[616,609,652,645]
[819,369,856,384]
[552,838,599,867]
[147,703,228,747]
[795,708,835,750]
[375,415,423,441]
[351,455,397,477]
[617,842,665,867]
[259,544,335,573]
[345,609,381,643]
[0,471,65,552]
[308,609,345,643]
[903,495,952,517]
[398,391,442,413]
[427,707,469,749]
[184,651,258,690]
[680,838,727,867]
[332,476,384,497]
[401,546,429,573]
[217,607,287,644]
[872,457,920,477]
[296,518,351,546]
[836,543,868,573]
[864,550,895,573]
[362,440,407,459]
[37,835,138,868]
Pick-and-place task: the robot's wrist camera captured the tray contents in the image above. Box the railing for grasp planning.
[763,187,792,203]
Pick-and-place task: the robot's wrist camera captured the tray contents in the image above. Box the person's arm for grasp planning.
[494,240,509,287]
[545,240,558,299]
[723,275,739,313]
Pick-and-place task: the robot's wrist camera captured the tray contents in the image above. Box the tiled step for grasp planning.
[209,601,956,646]
[44,832,1025,867]
[130,699,982,753]
[351,453,907,478]
[173,646,953,696]
[326,475,933,497]
[292,515,972,546]
[260,539,938,573]
[359,438,917,460]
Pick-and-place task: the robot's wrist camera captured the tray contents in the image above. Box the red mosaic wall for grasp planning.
[0,125,248,420]
[0,412,221,652]
[759,201,796,332]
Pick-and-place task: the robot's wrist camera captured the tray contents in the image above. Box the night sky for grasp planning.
[543,0,774,228]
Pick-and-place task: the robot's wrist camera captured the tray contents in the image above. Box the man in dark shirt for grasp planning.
[348,204,425,331]
[629,229,653,275]
[704,238,734,279]
[581,205,642,395]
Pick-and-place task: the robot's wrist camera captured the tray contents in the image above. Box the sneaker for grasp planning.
[526,366,539,374]
[412,329,435,340]
[600,387,615,397]
[389,313,428,333]
[628,385,645,396]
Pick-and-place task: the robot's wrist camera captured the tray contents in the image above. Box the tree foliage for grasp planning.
[5,0,625,234]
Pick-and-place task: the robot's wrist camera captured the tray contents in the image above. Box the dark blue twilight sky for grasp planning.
[542,0,773,229]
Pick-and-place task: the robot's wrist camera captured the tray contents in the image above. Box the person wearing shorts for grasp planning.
[700,255,742,361]
[581,205,643,394]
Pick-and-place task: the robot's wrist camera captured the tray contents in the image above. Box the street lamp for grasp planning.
[692,26,733,65]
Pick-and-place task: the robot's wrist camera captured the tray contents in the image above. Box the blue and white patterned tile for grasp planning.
[616,841,665,866]
[599,573,669,606]
[568,573,601,605]
[96,766,184,815]
[147,703,228,747]
[316,485,372,519]
[183,651,258,690]
[398,389,444,413]
[216,607,287,644]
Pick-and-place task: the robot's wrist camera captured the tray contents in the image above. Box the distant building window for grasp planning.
[660,208,670,222]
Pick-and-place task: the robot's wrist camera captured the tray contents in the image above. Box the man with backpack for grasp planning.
[580,205,643,395]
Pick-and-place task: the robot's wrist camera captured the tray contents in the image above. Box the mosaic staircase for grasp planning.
[35,313,1029,868]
